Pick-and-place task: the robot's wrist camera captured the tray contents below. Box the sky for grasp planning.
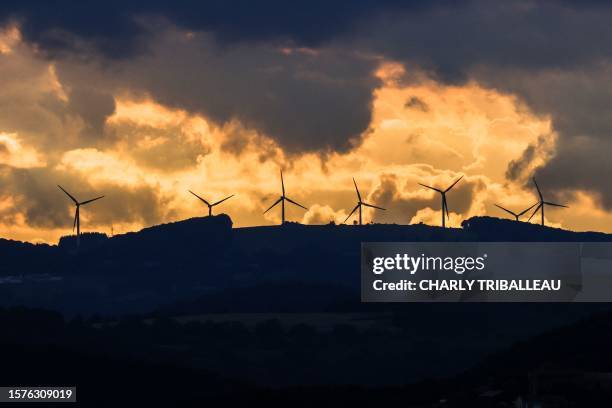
[1,0,612,243]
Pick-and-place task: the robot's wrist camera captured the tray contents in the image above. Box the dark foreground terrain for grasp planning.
[3,306,612,406]
[1,215,611,406]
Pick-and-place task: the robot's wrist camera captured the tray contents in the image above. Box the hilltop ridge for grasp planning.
[2,215,611,277]
[0,215,610,315]
[4,214,611,252]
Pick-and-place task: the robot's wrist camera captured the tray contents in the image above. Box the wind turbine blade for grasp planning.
[343,204,359,224]
[263,197,282,214]
[80,195,104,205]
[518,202,538,217]
[189,190,210,206]
[281,170,285,196]
[544,201,569,208]
[72,209,78,232]
[57,185,78,204]
[418,183,442,193]
[362,202,386,211]
[532,177,543,201]
[285,197,307,210]
[444,175,463,193]
[212,194,234,206]
[353,178,362,202]
[527,203,542,222]
[494,204,517,217]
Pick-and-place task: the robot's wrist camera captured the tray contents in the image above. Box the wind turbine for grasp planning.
[527,177,568,226]
[57,185,104,248]
[494,203,538,221]
[343,178,386,225]
[189,190,234,216]
[263,170,307,225]
[419,175,463,228]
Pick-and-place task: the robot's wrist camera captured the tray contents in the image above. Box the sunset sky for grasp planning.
[1,1,612,243]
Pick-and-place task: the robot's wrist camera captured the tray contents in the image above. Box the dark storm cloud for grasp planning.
[475,65,612,209]
[129,38,379,153]
[55,32,382,153]
[67,88,116,139]
[536,138,612,209]
[0,1,463,154]
[0,2,145,58]
[3,1,612,88]
[361,1,612,82]
[506,135,550,181]
[0,1,460,58]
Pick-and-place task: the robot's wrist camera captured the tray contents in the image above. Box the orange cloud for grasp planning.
[0,133,46,168]
[1,39,611,243]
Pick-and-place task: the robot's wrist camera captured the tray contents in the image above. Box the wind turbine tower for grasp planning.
[263,170,307,225]
[343,178,386,225]
[419,176,463,228]
[57,185,104,248]
[528,177,568,226]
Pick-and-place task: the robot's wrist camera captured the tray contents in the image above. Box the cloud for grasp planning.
[0,1,460,58]
[2,2,612,242]
[368,173,431,224]
[506,134,556,182]
[360,1,612,81]
[0,36,77,153]
[302,204,345,225]
[0,133,45,168]
[52,28,381,154]
[5,1,611,205]
[536,137,612,209]
[475,64,612,209]
[368,172,483,227]
[0,3,472,156]
[0,163,168,230]
[107,121,209,173]
[67,87,116,139]
[354,2,612,209]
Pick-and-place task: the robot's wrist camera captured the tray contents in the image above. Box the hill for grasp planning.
[1,216,611,391]
[0,215,610,316]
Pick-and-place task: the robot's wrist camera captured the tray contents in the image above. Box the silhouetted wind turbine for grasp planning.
[495,203,538,221]
[419,176,463,228]
[189,190,234,216]
[527,177,568,226]
[343,178,386,225]
[263,170,307,225]
[57,185,104,248]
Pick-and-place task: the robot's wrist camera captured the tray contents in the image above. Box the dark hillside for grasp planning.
[0,215,610,315]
